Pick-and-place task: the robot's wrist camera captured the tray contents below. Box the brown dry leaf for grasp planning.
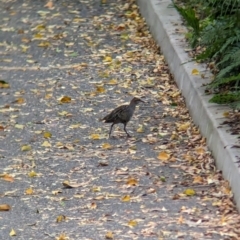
[60,96,71,103]
[89,202,97,209]
[126,177,138,186]
[62,180,82,188]
[21,145,32,151]
[43,131,52,138]
[95,85,106,94]
[2,174,14,182]
[0,204,11,211]
[0,80,10,88]
[223,111,229,117]
[177,215,184,224]
[105,231,114,239]
[177,122,191,131]
[45,0,54,8]
[121,195,131,202]
[56,215,66,223]
[193,175,203,184]
[9,229,16,236]
[28,171,37,178]
[0,125,4,131]
[191,68,199,75]
[102,143,113,150]
[128,220,138,228]
[90,134,100,140]
[195,147,205,155]
[56,233,68,240]
[157,151,170,161]
[25,187,34,195]
[184,188,196,196]
[15,97,25,104]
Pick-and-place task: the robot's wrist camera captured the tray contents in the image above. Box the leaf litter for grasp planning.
[0,0,240,239]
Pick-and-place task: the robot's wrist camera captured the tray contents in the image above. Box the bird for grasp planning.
[101,97,144,137]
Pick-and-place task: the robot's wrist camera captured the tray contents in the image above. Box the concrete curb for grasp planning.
[137,0,240,210]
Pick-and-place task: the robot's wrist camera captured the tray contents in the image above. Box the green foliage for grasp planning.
[173,0,240,106]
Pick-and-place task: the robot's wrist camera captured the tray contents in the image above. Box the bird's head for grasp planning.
[131,97,145,105]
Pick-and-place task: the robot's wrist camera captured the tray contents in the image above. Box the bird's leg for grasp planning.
[109,123,115,137]
[123,123,131,138]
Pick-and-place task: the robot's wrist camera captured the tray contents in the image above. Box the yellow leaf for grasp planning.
[126,178,138,186]
[102,143,112,149]
[35,24,46,31]
[0,204,11,211]
[184,188,196,196]
[128,220,137,227]
[177,122,191,131]
[105,231,114,239]
[38,41,51,47]
[103,56,112,62]
[56,233,68,240]
[60,96,71,103]
[56,215,66,223]
[28,171,37,178]
[15,124,24,129]
[107,79,118,85]
[92,187,101,192]
[33,33,43,39]
[136,124,144,133]
[69,123,81,129]
[9,229,16,236]
[191,68,199,75]
[95,86,106,94]
[58,111,69,116]
[121,195,131,202]
[25,187,34,195]
[177,215,184,224]
[42,141,51,147]
[15,97,25,104]
[0,80,10,88]
[223,111,229,117]
[43,131,52,138]
[90,134,100,140]
[157,151,170,161]
[21,145,31,151]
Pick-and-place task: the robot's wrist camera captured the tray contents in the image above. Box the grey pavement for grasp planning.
[0,0,239,239]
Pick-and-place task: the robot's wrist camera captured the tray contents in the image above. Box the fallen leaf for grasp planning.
[9,229,16,236]
[157,151,170,161]
[42,141,51,147]
[128,220,137,227]
[43,131,52,138]
[28,171,37,178]
[102,143,113,149]
[2,174,14,182]
[21,145,32,151]
[191,68,199,75]
[184,188,196,196]
[105,231,114,239]
[121,195,131,202]
[15,124,24,129]
[0,80,10,88]
[60,96,71,103]
[0,204,11,211]
[137,124,144,133]
[56,215,66,223]
[126,178,138,186]
[25,187,34,195]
